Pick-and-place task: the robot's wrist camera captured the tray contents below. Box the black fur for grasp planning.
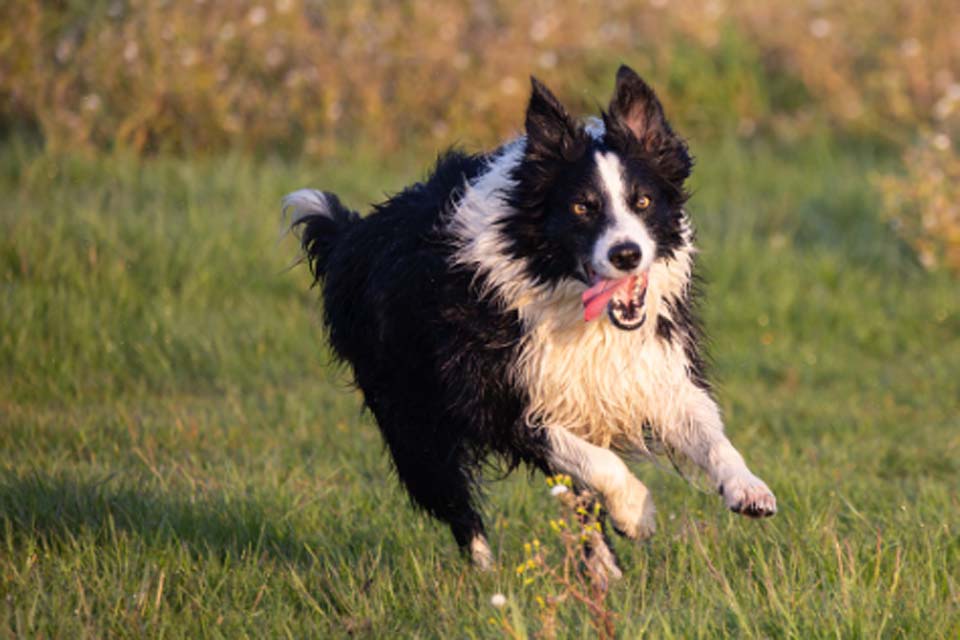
[293,151,555,548]
[298,192,361,281]
[503,69,693,291]
[288,65,708,558]
[603,65,693,193]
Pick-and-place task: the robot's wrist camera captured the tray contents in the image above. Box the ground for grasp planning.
[1,135,958,637]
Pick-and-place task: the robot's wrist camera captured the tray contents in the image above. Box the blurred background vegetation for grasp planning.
[2,3,959,635]
[1,0,958,273]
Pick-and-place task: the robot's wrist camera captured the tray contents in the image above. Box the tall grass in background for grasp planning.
[1,0,959,272]
[1,3,959,636]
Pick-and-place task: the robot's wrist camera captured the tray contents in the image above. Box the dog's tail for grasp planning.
[283,189,360,281]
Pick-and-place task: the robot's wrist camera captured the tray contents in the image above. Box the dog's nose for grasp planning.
[608,242,642,271]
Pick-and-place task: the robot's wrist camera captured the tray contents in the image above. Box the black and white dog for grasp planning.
[284,66,776,572]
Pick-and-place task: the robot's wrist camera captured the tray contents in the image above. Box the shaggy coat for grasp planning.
[284,66,776,572]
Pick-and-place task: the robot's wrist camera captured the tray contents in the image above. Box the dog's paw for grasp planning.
[720,472,777,518]
[583,533,623,587]
[469,534,494,571]
[608,479,657,540]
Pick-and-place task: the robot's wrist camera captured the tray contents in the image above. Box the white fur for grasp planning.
[449,138,699,450]
[468,534,494,570]
[584,533,623,583]
[517,278,692,449]
[447,136,776,520]
[282,189,331,229]
[592,152,657,277]
[584,117,605,140]
[546,428,656,540]
[447,140,536,306]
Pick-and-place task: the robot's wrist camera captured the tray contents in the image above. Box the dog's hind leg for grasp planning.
[383,435,493,569]
[404,459,492,569]
[358,376,494,568]
[542,428,656,542]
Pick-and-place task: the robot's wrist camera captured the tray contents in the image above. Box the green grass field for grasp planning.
[1,133,958,637]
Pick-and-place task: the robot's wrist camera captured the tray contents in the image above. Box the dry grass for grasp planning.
[498,476,619,639]
[3,0,957,152]
[877,135,960,273]
[4,0,958,273]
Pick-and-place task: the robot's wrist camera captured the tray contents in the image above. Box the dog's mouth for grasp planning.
[581,269,648,331]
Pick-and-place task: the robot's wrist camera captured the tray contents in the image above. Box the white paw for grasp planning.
[583,533,623,587]
[607,478,657,540]
[469,534,494,571]
[720,472,777,518]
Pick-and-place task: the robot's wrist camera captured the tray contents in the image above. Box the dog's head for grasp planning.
[504,65,692,330]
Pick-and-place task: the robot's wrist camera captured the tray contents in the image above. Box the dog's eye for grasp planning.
[571,202,589,216]
[635,195,652,210]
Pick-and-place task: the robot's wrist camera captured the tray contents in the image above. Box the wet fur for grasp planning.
[284,66,776,569]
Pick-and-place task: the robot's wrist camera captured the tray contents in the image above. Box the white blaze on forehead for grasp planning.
[592,151,657,276]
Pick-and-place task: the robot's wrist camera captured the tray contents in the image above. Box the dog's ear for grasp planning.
[604,65,692,187]
[524,77,587,162]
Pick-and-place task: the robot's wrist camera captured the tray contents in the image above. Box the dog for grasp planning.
[284,65,776,574]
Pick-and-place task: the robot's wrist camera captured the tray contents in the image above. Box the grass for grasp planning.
[1,132,958,638]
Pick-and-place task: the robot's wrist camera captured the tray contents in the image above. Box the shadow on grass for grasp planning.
[0,471,331,566]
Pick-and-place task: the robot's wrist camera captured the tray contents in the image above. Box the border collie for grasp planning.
[284,66,776,573]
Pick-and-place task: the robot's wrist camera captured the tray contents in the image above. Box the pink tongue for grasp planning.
[581,275,637,322]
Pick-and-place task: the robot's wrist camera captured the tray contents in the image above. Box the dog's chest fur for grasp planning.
[513,251,698,451]
[447,141,701,450]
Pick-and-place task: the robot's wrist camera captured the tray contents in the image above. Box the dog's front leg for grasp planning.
[666,385,777,517]
[544,427,656,540]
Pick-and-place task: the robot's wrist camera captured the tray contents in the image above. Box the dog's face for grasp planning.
[505,66,692,330]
